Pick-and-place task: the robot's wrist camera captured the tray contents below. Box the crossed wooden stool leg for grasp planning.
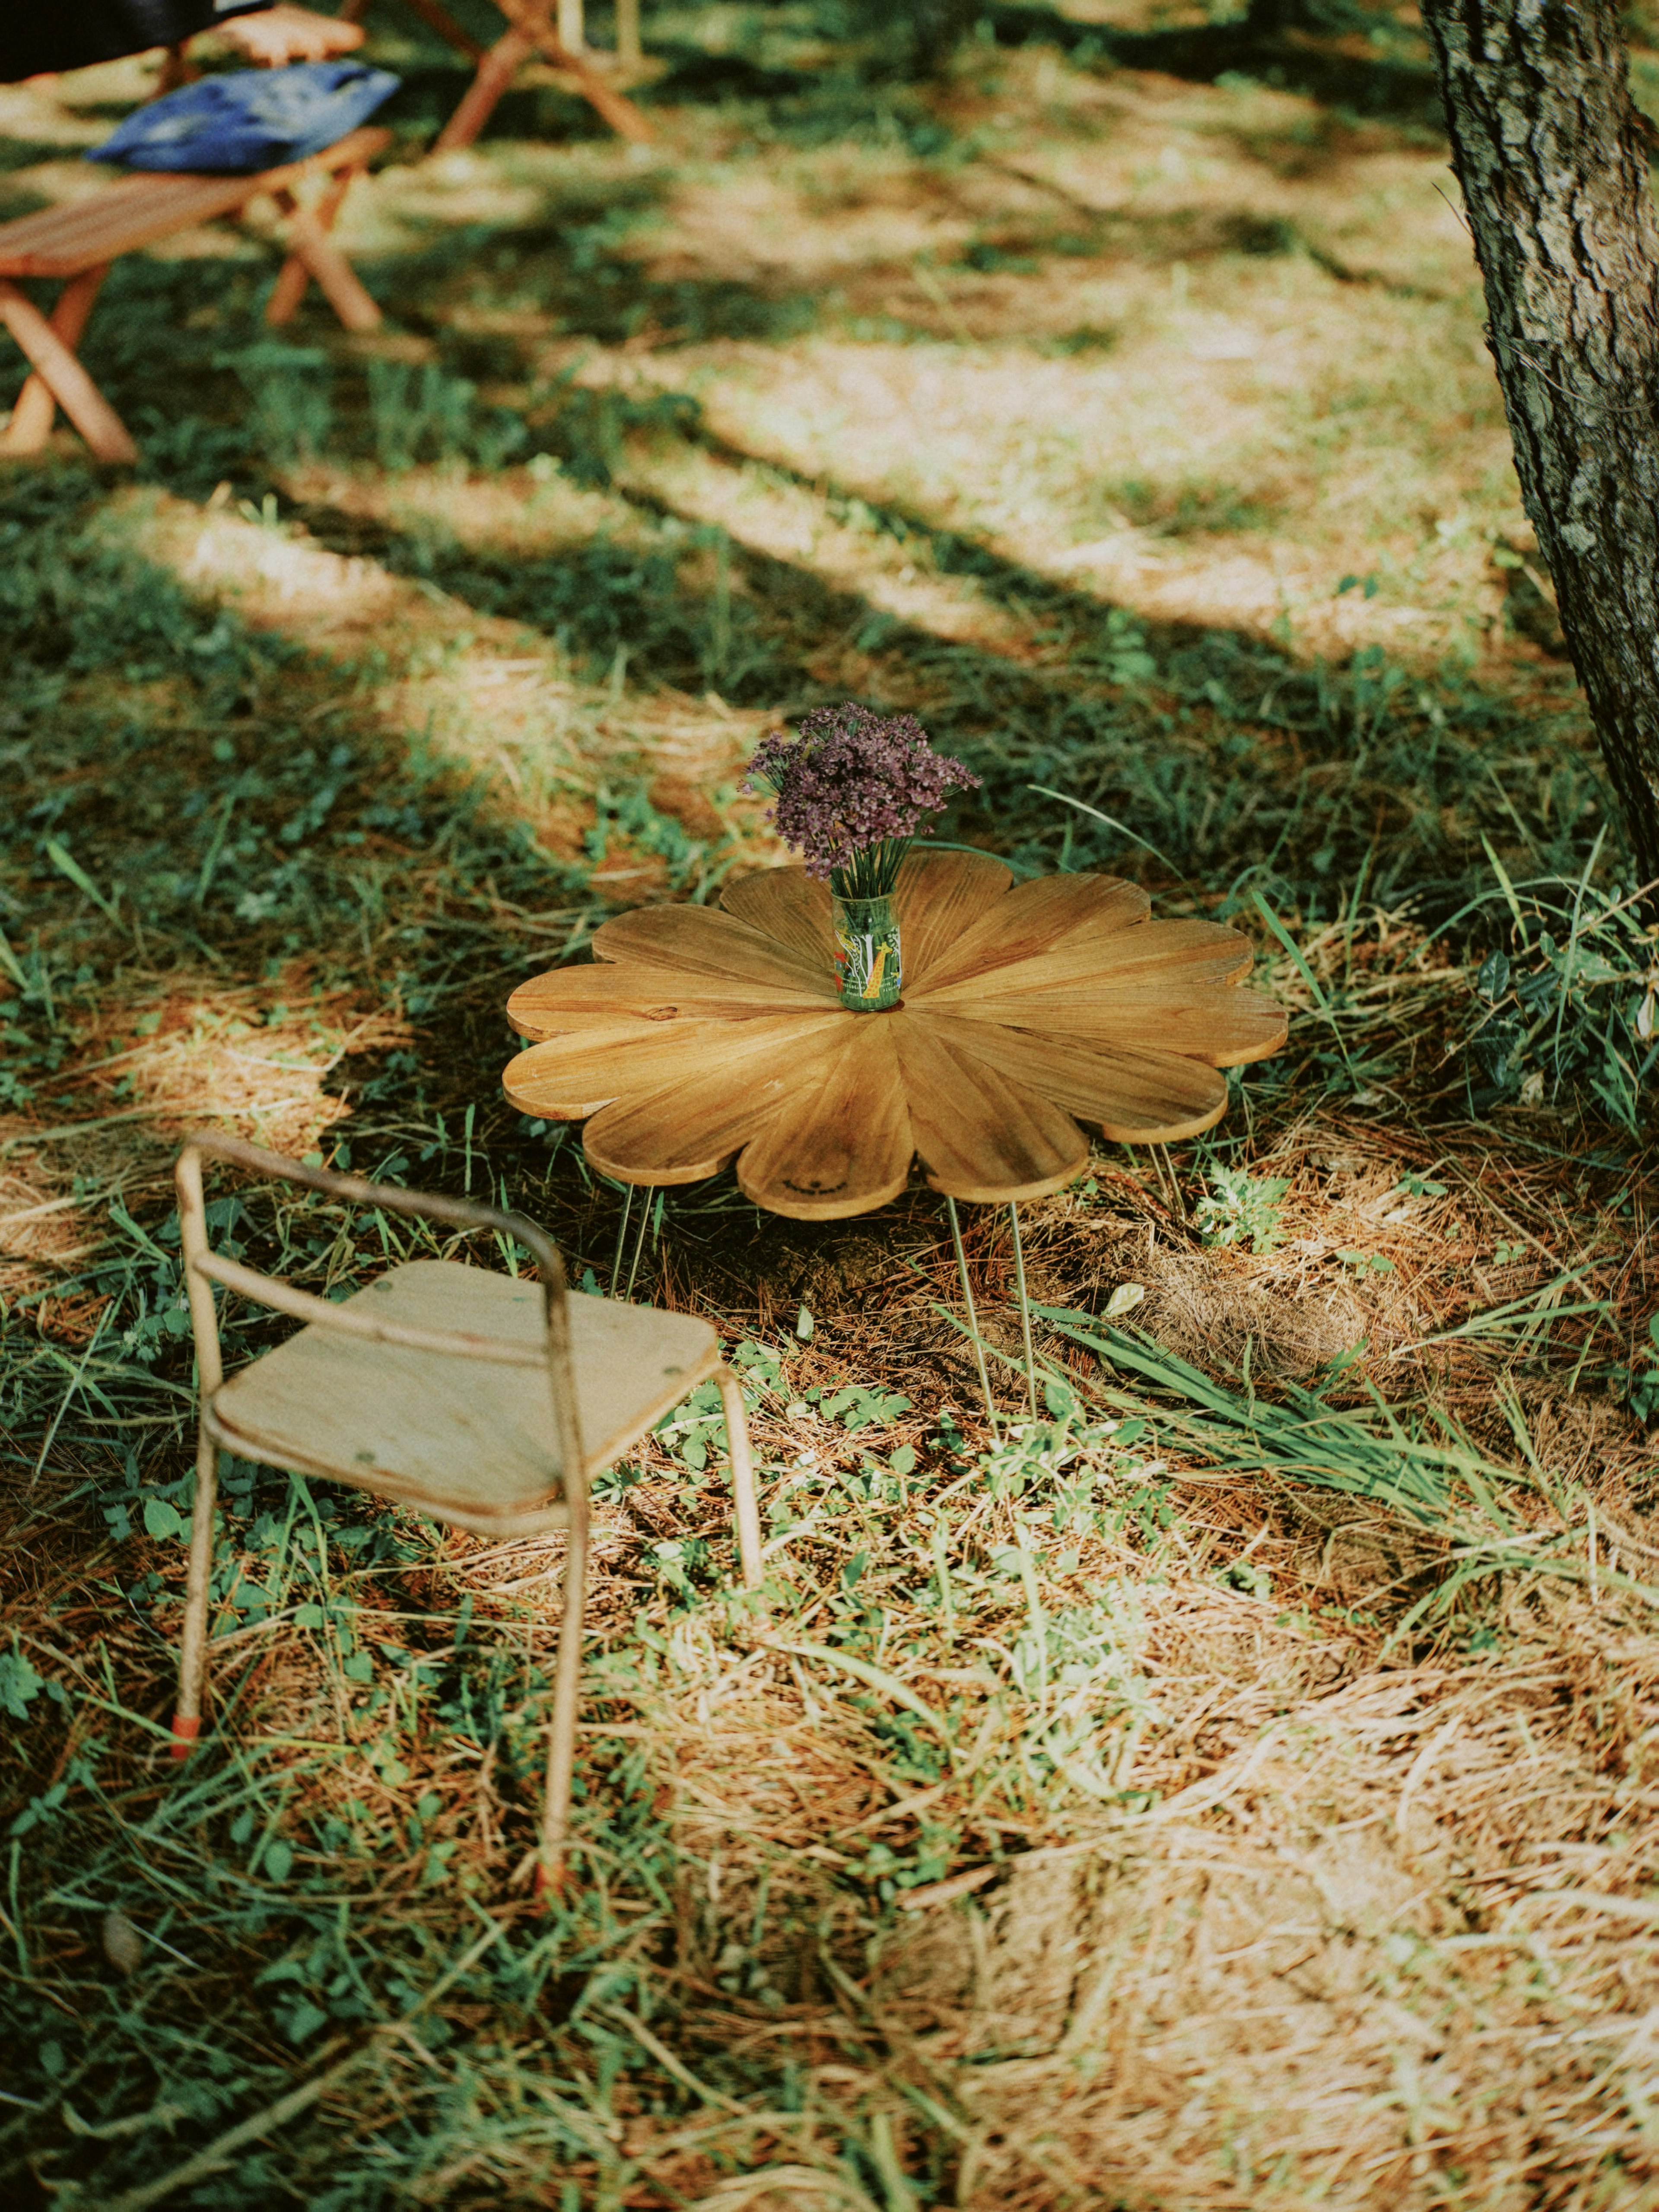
[265,158,382,330]
[0,142,384,461]
[0,270,134,461]
[340,0,653,149]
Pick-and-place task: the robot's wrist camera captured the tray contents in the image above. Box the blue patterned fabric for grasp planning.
[90,61,399,174]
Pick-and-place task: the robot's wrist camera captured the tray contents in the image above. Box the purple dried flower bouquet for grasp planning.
[748,703,979,1009]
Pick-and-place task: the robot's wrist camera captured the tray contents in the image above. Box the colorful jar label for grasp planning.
[833,895,902,1011]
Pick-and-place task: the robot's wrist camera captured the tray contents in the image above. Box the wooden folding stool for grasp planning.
[337,0,652,149]
[0,124,391,464]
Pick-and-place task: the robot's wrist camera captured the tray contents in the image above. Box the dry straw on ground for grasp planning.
[5,10,1659,2208]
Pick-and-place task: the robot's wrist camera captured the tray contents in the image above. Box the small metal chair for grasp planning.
[172,1131,763,1891]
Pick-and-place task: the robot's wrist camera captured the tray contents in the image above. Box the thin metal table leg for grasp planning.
[609,1183,633,1297]
[1009,1200,1038,1421]
[946,1195,996,1424]
[622,1190,652,1303]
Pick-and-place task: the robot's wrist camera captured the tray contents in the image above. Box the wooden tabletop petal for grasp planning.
[910,872,1150,995]
[503,1023,731,1119]
[507,958,831,1043]
[922,1012,1230,1141]
[592,904,838,998]
[735,1019,913,1221]
[960,981,1286,1067]
[892,849,1015,988]
[890,1008,1088,1202]
[506,1005,839,1117]
[583,1017,844,1183]
[912,916,1255,1007]
[719,867,836,972]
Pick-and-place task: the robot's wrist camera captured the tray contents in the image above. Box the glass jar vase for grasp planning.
[831,892,902,1011]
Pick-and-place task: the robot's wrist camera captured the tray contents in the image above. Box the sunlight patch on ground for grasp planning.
[0,971,407,1313]
[126,486,777,879]
[619,323,1514,660]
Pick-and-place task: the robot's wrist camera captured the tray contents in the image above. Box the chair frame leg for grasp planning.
[715,1365,763,1591]
[173,1422,221,1755]
[0,279,135,464]
[173,1147,227,1756]
[535,1462,589,1898]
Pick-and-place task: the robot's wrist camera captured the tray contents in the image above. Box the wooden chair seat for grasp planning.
[0,126,391,464]
[207,1257,723,1536]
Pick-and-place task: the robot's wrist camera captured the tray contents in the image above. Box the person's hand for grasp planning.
[216,6,367,66]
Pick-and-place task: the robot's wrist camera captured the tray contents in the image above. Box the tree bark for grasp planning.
[1420,0,1659,895]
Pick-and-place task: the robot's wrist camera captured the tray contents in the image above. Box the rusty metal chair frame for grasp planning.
[173,1131,762,1892]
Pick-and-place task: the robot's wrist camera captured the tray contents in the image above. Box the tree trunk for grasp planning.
[1420,0,1659,895]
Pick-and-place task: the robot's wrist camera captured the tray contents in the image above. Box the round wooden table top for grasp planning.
[501,851,1286,1222]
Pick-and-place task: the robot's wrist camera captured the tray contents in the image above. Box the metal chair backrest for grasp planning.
[174,1131,585,1483]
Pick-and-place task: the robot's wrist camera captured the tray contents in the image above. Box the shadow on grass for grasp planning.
[283,447,1602,925]
[0,169,1603,943]
[981,0,1446,130]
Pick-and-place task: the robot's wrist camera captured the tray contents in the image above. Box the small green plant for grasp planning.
[1463,860,1659,1127]
[365,359,527,473]
[808,1380,914,1431]
[219,342,334,466]
[1194,1164,1290,1252]
[1611,1315,1659,1423]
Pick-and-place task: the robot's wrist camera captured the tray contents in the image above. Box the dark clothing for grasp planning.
[1,2,269,81]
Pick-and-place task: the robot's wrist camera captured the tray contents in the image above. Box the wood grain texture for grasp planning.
[591,904,839,998]
[735,1020,913,1220]
[922,1013,1230,1140]
[583,1018,845,1183]
[504,1013,834,1118]
[718,867,836,972]
[210,1260,719,1532]
[912,872,1149,995]
[890,1009,1088,1202]
[507,960,828,1041]
[951,981,1287,1066]
[0,130,389,277]
[911,917,1255,1006]
[891,849,1014,987]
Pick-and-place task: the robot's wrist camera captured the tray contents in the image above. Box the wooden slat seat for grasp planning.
[0,126,391,464]
[0,126,390,276]
[207,1258,725,1536]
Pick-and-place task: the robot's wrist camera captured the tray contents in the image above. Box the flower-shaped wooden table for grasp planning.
[502,851,1285,1412]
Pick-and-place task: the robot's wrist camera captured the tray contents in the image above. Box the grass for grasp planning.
[4,6,1659,2207]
